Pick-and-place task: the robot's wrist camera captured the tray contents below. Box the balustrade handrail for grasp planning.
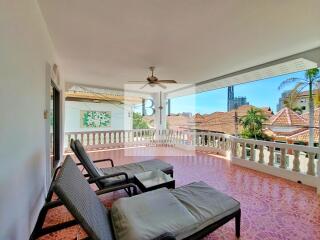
[229,136,319,154]
[65,129,318,153]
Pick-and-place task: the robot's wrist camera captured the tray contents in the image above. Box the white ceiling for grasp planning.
[38,0,320,91]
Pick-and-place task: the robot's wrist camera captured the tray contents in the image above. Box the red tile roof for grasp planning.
[288,129,319,143]
[191,105,272,135]
[302,107,320,126]
[265,107,307,127]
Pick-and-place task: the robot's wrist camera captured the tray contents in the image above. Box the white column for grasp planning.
[153,92,167,131]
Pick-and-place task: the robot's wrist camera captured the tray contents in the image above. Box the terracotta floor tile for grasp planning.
[40,146,320,240]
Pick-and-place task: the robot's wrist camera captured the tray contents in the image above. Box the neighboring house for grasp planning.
[264,107,320,146]
[264,107,308,142]
[288,108,320,145]
[193,105,272,135]
[161,105,273,135]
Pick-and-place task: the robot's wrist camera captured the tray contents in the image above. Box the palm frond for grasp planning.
[294,82,308,93]
[278,78,304,90]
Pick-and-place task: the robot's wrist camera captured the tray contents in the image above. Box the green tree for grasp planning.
[278,68,320,146]
[240,107,268,140]
[133,112,149,129]
[283,86,302,114]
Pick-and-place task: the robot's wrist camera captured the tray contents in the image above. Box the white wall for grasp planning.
[0,0,58,239]
[65,101,133,132]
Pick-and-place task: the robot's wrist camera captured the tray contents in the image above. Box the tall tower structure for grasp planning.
[227,86,234,111]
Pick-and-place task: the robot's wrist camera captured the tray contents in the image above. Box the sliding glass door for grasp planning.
[50,81,60,172]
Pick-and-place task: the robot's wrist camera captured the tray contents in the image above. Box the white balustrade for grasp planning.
[65,129,319,178]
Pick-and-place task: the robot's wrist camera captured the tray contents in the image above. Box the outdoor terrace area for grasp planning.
[2,1,320,239]
[42,145,320,239]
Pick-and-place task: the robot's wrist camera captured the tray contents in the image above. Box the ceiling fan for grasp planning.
[129,66,177,89]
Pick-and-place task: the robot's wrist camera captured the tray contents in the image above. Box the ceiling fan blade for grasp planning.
[157,80,177,83]
[128,81,146,83]
[157,83,167,89]
[140,83,149,89]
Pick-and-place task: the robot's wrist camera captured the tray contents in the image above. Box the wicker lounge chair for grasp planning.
[70,139,174,191]
[31,156,241,240]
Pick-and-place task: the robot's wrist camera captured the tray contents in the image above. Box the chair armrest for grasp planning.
[152,232,176,240]
[88,172,129,184]
[95,183,138,196]
[76,158,114,167]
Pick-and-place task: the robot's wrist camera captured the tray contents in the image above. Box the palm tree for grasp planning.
[240,107,267,139]
[283,85,302,114]
[279,68,320,146]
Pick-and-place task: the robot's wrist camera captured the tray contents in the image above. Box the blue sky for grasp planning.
[170,70,306,114]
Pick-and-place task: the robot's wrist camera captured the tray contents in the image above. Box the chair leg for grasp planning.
[235,209,241,238]
[124,187,132,196]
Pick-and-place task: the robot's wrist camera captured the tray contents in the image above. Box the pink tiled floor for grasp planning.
[41,146,320,240]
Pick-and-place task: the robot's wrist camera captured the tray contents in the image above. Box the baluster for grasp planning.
[86,133,89,146]
[212,136,215,147]
[307,153,315,176]
[93,132,96,146]
[79,133,83,145]
[236,142,241,157]
[280,148,286,169]
[106,132,109,144]
[231,140,237,157]
[268,146,274,166]
[258,145,264,164]
[292,150,300,172]
[103,132,106,145]
[67,134,71,150]
[249,144,255,161]
[98,132,101,145]
[241,142,246,160]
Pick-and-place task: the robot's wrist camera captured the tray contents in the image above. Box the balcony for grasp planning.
[3,1,320,239]
[64,129,319,185]
[38,129,320,239]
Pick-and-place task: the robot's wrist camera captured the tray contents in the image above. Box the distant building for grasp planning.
[180,112,193,117]
[296,90,318,114]
[227,86,249,111]
[277,90,318,114]
[227,86,235,111]
[231,97,249,110]
[277,91,290,112]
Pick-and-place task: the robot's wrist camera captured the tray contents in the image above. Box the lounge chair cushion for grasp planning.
[100,159,173,186]
[171,181,240,233]
[111,182,240,240]
[111,188,198,240]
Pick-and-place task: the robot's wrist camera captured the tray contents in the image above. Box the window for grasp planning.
[50,81,60,173]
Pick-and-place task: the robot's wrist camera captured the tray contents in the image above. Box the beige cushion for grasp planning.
[171,181,240,236]
[111,182,240,240]
[111,188,198,240]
